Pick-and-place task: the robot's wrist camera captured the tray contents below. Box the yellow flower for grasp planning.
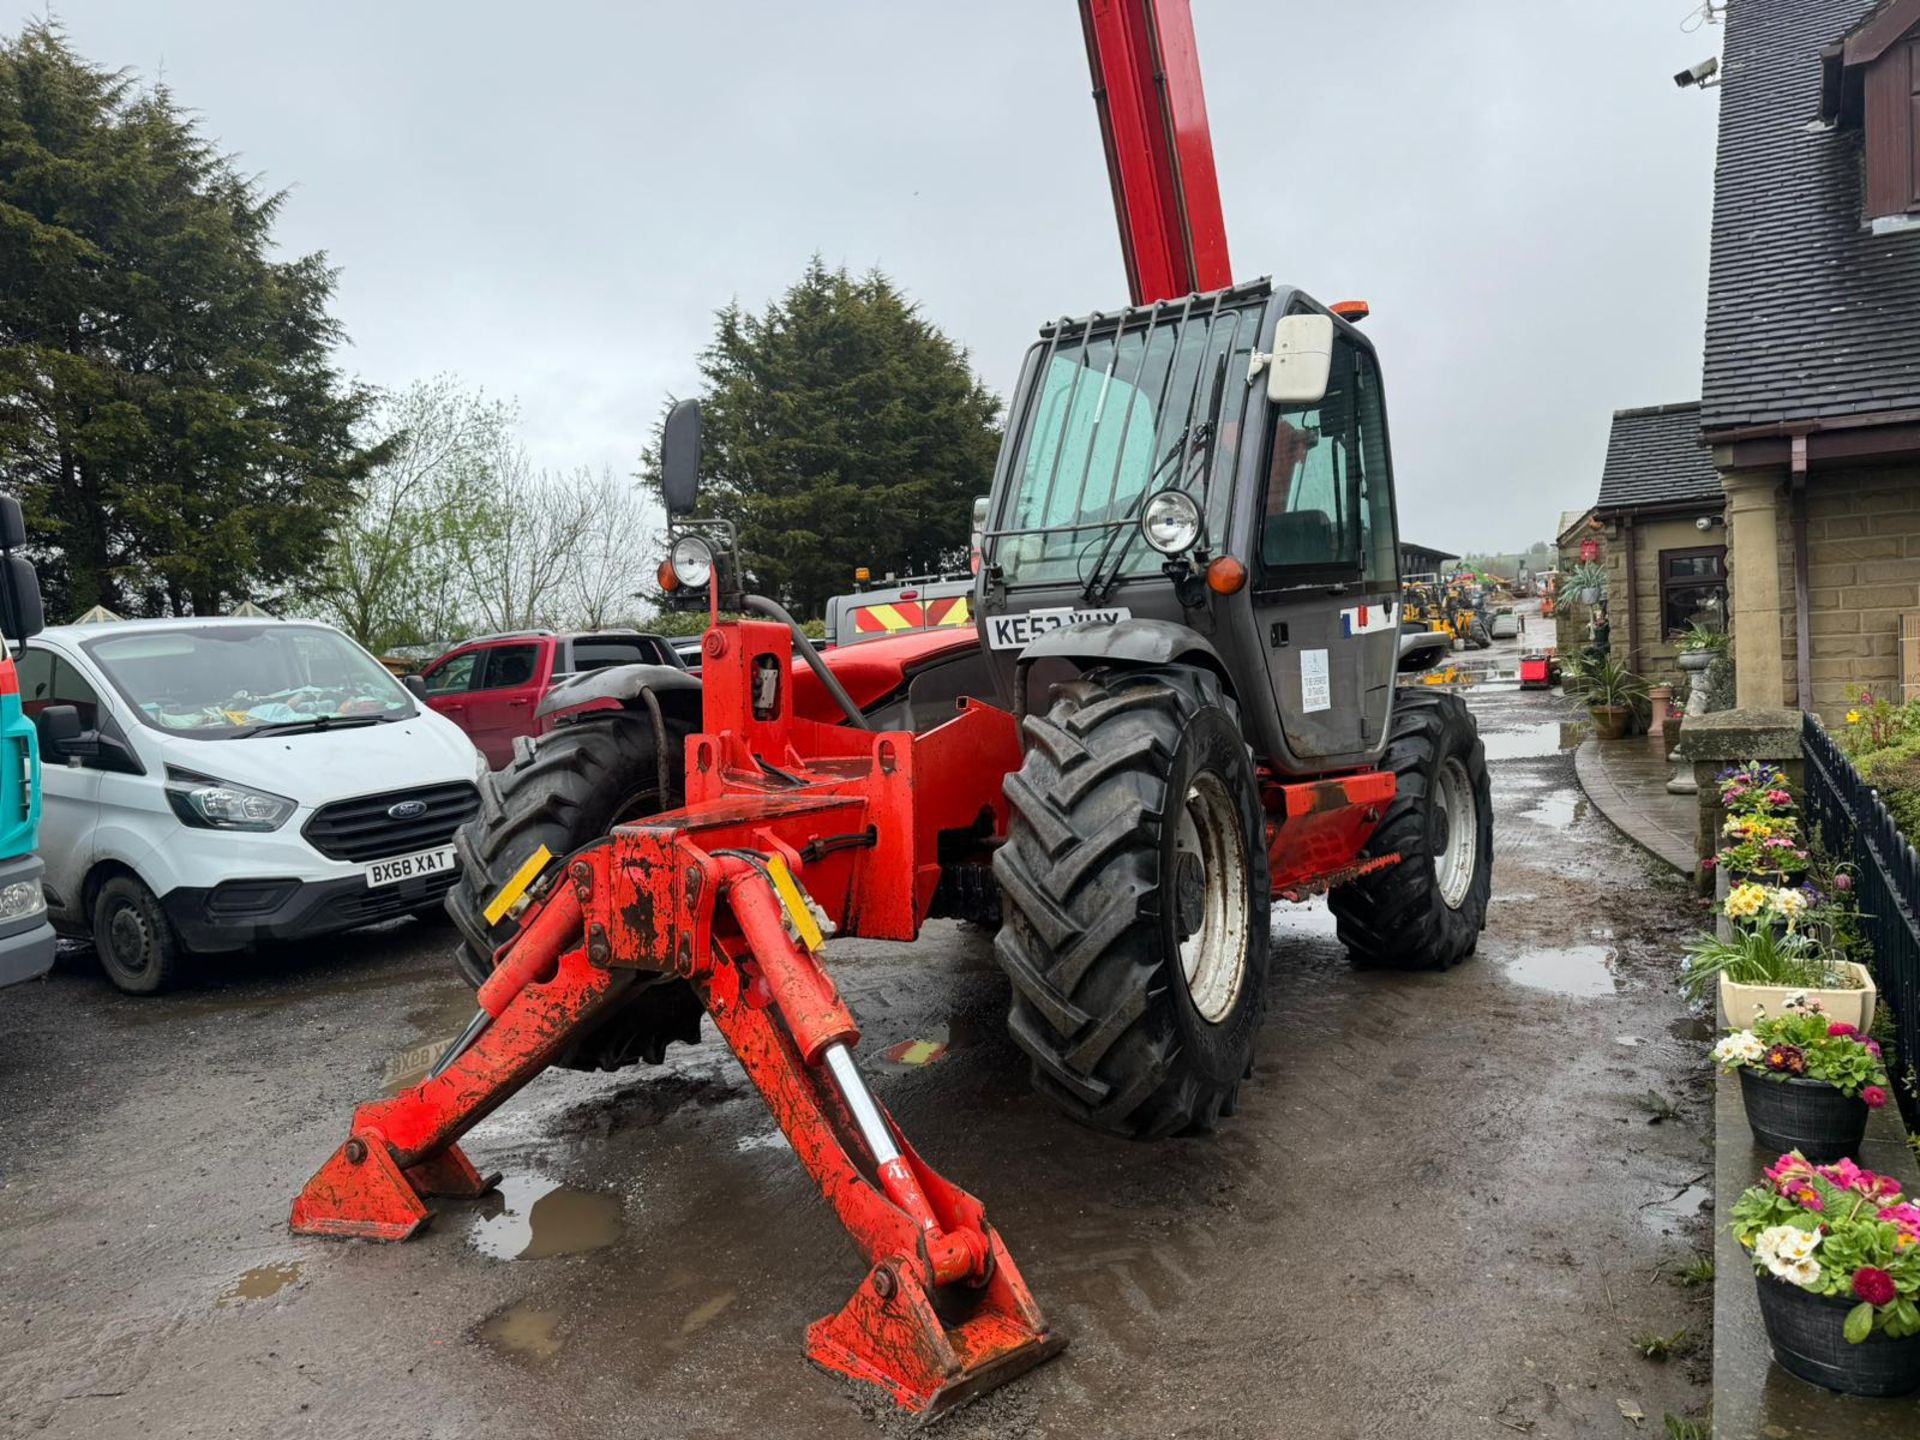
[1725,883,1769,920]
[1847,709,1862,725]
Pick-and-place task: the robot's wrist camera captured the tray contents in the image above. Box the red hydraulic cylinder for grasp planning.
[1079,0,1233,304]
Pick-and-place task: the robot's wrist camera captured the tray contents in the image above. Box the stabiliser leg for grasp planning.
[289,845,1060,1416]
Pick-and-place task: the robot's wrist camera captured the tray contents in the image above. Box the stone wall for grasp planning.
[1727,463,1920,719]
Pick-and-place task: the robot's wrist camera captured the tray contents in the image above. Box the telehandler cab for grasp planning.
[289,0,1492,1416]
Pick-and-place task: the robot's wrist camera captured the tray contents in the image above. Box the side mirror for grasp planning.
[1263,314,1335,408]
[0,553,44,641]
[660,399,702,518]
[0,495,26,550]
[39,703,98,761]
[402,674,428,699]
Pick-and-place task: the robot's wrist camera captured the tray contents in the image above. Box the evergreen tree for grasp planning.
[646,258,1002,619]
[0,22,375,617]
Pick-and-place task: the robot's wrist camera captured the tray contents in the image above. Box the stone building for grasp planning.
[1702,0,1920,717]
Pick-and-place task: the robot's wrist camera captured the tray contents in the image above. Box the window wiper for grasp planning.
[1080,353,1229,606]
[231,714,383,739]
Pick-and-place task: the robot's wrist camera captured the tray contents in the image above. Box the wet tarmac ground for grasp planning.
[0,605,1715,1439]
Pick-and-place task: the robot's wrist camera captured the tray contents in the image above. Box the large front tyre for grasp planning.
[993,666,1271,1140]
[1330,689,1492,970]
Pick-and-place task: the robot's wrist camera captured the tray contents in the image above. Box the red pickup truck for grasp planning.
[415,629,685,768]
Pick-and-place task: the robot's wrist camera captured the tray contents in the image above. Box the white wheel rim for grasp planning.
[1432,756,1478,909]
[1172,772,1252,1024]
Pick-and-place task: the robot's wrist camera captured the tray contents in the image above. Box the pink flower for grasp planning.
[1863,1086,1888,1110]
[1767,790,1793,805]
[1878,1203,1920,1238]
[1829,1022,1859,1038]
[1836,873,1853,893]
[1824,1157,1867,1187]
[1865,1038,1883,1058]
[1854,1268,1897,1306]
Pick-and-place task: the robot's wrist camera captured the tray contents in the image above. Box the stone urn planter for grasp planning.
[1755,1274,1920,1396]
[1719,961,1877,1032]
[1738,1068,1868,1162]
[1677,649,1715,673]
[1588,704,1631,742]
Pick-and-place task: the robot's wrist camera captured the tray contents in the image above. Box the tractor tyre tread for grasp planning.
[994,666,1270,1140]
[1329,689,1492,970]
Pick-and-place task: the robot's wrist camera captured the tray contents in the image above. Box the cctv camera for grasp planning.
[1696,516,1712,531]
[1674,56,1720,88]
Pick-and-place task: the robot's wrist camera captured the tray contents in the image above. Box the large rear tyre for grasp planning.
[994,666,1271,1140]
[1469,619,1493,650]
[446,713,704,1070]
[1330,689,1492,970]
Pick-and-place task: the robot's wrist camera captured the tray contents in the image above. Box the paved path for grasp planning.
[1576,734,1698,875]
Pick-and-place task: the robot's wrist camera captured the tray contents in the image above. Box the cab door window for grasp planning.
[478,644,538,691]
[422,651,480,695]
[1259,332,1398,583]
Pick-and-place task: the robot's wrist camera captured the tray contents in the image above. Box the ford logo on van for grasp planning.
[387,799,429,821]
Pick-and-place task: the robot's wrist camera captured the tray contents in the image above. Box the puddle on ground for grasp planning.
[218,1260,302,1305]
[680,1290,737,1334]
[1641,1184,1713,1238]
[479,1302,564,1360]
[1667,1015,1714,1043]
[383,990,481,1094]
[1521,790,1589,830]
[1479,722,1580,761]
[468,1174,623,1260]
[874,1016,989,1071]
[1503,945,1619,998]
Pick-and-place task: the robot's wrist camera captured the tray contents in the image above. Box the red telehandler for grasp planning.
[291,0,1490,1418]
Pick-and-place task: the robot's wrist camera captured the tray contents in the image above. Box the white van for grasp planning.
[18,617,486,994]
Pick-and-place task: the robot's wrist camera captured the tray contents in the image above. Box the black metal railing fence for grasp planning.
[1802,712,1920,1130]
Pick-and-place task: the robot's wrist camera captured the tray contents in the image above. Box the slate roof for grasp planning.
[1596,402,1723,511]
[1701,0,1920,433]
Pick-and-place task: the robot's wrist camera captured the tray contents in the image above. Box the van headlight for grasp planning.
[0,878,45,921]
[1142,490,1203,555]
[164,773,296,832]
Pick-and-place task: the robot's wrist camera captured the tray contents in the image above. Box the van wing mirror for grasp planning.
[402,674,428,699]
[660,399,702,518]
[1262,314,1335,408]
[39,703,97,760]
[0,495,26,550]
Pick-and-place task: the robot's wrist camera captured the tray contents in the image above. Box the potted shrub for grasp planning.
[1577,654,1645,742]
[1676,620,1728,674]
[1730,1152,1920,1396]
[1685,920,1877,1030]
[1712,1008,1892,1162]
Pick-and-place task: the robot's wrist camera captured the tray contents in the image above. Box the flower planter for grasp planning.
[1738,1068,1868,1163]
[1718,962,1877,1032]
[1754,1273,1920,1397]
[1677,649,1715,673]
[1588,705,1631,742]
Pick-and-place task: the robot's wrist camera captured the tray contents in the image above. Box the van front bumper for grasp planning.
[161,869,458,954]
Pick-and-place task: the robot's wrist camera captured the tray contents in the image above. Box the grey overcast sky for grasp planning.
[20,1,1724,554]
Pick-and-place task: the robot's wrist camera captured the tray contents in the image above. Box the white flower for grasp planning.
[1784,1257,1822,1289]
[1713,1031,1765,1066]
[1773,1227,1820,1262]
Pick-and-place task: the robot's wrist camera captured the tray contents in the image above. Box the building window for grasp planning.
[1659,547,1726,638]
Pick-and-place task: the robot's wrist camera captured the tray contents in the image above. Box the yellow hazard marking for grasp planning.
[935,597,971,625]
[865,603,916,633]
[765,853,825,952]
[483,845,554,926]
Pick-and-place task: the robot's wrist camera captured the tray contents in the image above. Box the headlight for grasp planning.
[164,774,297,832]
[1142,490,1203,555]
[669,534,715,589]
[0,879,45,922]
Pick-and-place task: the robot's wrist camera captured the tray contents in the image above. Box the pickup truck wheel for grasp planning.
[446,713,703,1070]
[92,874,184,996]
[1330,689,1492,970]
[994,666,1270,1139]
